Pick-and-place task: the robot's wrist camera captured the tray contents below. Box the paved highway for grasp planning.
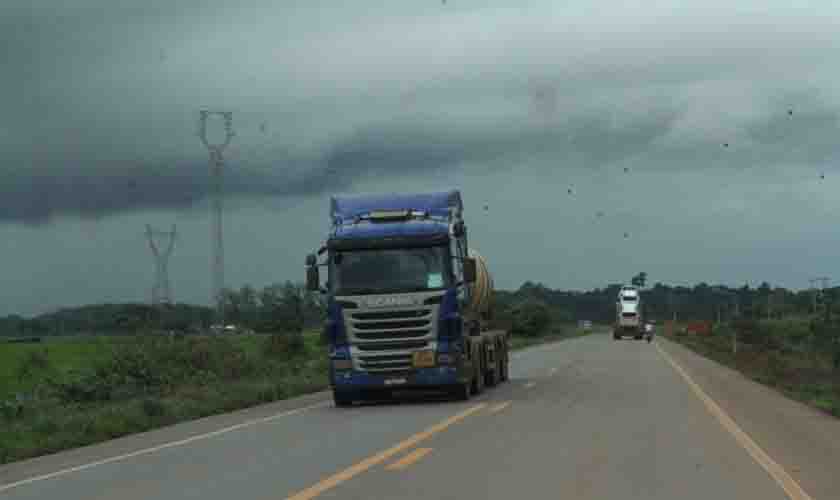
[2,334,836,499]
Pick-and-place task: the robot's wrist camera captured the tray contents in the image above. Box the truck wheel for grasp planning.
[452,381,471,401]
[486,358,499,387]
[613,331,621,340]
[471,357,485,395]
[332,390,353,408]
[500,353,509,382]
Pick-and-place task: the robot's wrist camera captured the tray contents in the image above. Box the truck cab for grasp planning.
[306,191,508,406]
[615,286,644,340]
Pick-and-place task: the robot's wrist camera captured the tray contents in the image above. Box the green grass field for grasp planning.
[0,327,586,464]
[0,339,114,399]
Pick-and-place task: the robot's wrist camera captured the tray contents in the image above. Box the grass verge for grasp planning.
[1,325,593,465]
[0,333,328,465]
[666,329,840,418]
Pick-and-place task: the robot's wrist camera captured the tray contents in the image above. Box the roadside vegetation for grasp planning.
[0,281,588,465]
[6,274,840,463]
[0,333,326,464]
[666,318,840,417]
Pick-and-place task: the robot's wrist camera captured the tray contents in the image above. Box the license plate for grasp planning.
[385,378,407,386]
[412,350,435,368]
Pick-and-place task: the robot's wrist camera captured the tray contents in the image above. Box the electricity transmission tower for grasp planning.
[199,110,235,325]
[809,277,831,314]
[146,224,177,305]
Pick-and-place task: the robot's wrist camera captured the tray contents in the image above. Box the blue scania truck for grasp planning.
[305,190,509,406]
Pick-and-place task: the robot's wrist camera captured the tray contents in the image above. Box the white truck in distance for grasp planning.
[614,286,644,340]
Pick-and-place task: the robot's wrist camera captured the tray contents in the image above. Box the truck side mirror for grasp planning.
[453,222,466,238]
[305,254,320,292]
[463,257,477,284]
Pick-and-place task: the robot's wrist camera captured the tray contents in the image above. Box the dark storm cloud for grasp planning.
[4,1,840,224]
[0,107,685,224]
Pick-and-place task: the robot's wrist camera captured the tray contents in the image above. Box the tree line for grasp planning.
[504,279,835,323]
[2,278,837,337]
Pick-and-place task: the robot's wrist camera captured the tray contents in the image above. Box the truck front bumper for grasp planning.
[331,366,463,389]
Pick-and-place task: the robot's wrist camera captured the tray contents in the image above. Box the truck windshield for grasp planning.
[332,247,450,295]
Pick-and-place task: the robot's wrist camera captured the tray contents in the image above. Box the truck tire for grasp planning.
[613,331,621,340]
[486,356,499,387]
[500,351,509,383]
[452,381,471,401]
[332,390,353,408]
[471,355,485,395]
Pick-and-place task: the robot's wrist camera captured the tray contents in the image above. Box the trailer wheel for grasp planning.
[471,352,485,395]
[486,355,499,387]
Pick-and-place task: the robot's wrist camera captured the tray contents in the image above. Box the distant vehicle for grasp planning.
[614,286,644,340]
[306,190,510,407]
[209,324,242,335]
[579,320,593,330]
[644,321,654,342]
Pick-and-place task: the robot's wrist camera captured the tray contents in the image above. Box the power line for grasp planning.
[199,110,235,326]
[146,224,177,305]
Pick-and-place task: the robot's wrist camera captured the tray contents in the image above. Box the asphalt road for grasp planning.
[1,333,835,500]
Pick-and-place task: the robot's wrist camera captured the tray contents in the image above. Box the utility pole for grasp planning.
[199,110,235,327]
[808,277,831,362]
[766,291,773,320]
[809,278,819,315]
[809,277,831,315]
[146,224,177,306]
[668,289,677,322]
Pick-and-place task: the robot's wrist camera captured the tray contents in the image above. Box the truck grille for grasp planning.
[345,304,438,373]
[356,340,428,351]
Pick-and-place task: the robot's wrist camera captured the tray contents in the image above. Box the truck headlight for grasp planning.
[332,359,353,370]
[437,353,455,365]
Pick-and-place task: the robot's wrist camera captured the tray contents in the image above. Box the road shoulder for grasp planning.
[0,390,330,488]
[658,338,840,499]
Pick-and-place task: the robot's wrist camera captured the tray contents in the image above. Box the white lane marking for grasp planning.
[524,382,537,389]
[548,368,557,376]
[0,400,329,493]
[656,343,814,500]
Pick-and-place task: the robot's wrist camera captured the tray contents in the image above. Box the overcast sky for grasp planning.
[2,1,840,316]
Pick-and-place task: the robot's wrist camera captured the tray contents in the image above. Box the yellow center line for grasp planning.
[385,448,433,471]
[655,343,814,500]
[524,381,537,389]
[489,401,512,414]
[285,404,486,500]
